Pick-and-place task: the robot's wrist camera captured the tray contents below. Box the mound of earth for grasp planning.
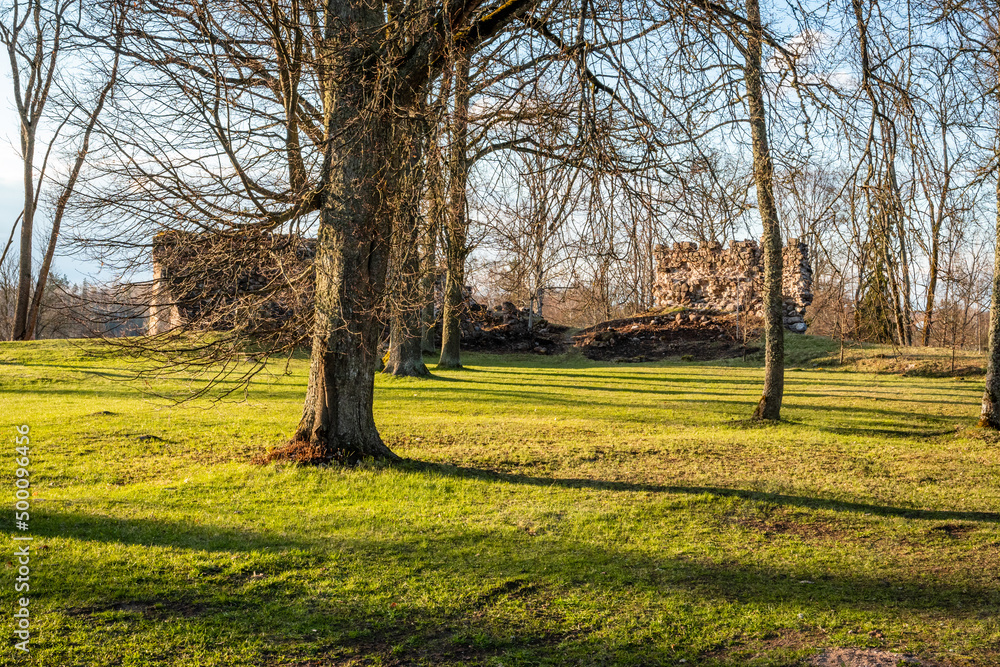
[573,308,762,362]
[456,302,569,355]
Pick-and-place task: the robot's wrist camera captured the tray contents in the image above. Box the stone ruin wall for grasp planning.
[149,232,814,335]
[148,231,316,336]
[652,238,813,332]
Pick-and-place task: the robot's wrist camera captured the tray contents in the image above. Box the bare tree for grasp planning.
[2,0,68,339]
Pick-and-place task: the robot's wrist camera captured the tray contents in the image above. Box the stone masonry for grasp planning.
[148,230,316,337]
[652,239,813,332]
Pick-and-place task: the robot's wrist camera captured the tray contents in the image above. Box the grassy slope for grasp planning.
[1,337,998,666]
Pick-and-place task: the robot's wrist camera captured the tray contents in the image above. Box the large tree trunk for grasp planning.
[268,0,408,463]
[438,47,471,369]
[979,174,1000,428]
[744,0,784,421]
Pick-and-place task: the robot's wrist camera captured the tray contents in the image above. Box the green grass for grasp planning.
[1,336,999,666]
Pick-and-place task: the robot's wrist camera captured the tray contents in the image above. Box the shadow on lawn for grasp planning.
[18,489,997,666]
[402,461,1000,524]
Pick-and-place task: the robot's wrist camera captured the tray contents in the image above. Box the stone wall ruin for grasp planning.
[652,238,813,332]
[148,232,815,337]
[148,230,316,339]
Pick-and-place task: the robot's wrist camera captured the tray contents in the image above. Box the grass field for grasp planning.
[1,337,999,666]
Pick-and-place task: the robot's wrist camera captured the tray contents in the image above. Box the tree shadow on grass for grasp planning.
[401,460,1000,524]
[815,425,960,439]
[12,490,997,666]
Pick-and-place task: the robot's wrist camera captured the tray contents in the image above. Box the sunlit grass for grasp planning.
[0,336,997,666]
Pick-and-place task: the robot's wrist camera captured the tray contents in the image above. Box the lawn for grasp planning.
[1,337,998,666]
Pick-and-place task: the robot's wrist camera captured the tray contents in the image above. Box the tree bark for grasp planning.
[384,119,429,377]
[921,122,949,347]
[923,228,941,346]
[12,126,34,341]
[979,172,1000,428]
[419,224,439,353]
[270,0,406,462]
[438,47,471,369]
[421,90,447,354]
[744,0,784,421]
[6,0,62,341]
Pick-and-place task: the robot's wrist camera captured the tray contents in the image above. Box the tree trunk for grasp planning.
[12,128,35,341]
[384,119,429,377]
[923,230,941,346]
[438,48,471,369]
[419,233,438,353]
[269,0,408,463]
[979,173,1000,428]
[421,93,446,354]
[744,0,784,421]
[922,122,949,347]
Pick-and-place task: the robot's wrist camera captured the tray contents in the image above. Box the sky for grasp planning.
[1,75,103,284]
[1,81,21,249]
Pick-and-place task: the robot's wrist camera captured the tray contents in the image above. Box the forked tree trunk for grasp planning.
[269,0,406,463]
[921,122,950,347]
[979,173,1000,428]
[438,48,471,369]
[744,0,784,421]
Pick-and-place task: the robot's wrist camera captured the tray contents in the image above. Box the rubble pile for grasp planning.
[449,300,569,355]
[573,308,762,363]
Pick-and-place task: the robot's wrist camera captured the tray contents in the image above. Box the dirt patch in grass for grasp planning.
[927,523,976,540]
[573,309,762,363]
[64,599,209,619]
[256,439,331,465]
[810,647,935,666]
[708,628,826,664]
[730,516,850,541]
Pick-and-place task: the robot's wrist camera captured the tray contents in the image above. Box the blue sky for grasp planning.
[1,76,102,283]
[0,81,21,247]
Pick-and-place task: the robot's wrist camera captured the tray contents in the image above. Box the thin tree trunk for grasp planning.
[12,129,35,341]
[419,221,439,353]
[745,0,784,421]
[891,172,913,346]
[438,47,470,369]
[421,86,447,354]
[7,0,61,341]
[922,122,950,347]
[979,171,1000,428]
[923,230,941,346]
